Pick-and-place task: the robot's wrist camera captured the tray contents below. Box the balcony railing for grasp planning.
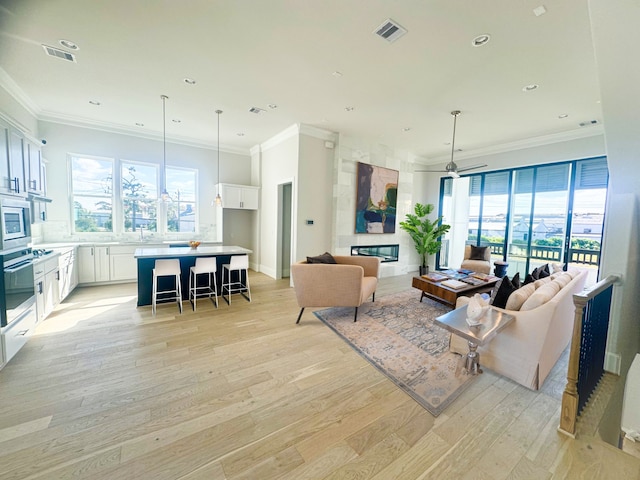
[558,274,620,437]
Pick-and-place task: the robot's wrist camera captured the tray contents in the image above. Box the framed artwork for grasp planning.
[355,162,398,233]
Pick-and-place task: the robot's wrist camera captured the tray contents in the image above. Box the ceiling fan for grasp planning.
[416,110,487,178]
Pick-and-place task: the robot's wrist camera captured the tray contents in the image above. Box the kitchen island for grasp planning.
[134,245,252,307]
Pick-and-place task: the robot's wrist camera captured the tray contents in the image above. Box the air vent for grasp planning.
[579,119,599,127]
[374,19,407,43]
[249,107,265,114]
[42,44,76,62]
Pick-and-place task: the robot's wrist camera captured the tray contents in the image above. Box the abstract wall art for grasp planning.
[355,162,398,234]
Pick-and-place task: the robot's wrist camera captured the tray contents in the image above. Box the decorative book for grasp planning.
[441,279,467,289]
[422,272,448,282]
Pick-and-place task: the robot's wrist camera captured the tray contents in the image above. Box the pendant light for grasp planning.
[160,94,171,203]
[214,109,223,206]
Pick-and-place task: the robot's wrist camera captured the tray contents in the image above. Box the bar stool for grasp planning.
[152,259,183,315]
[222,254,251,304]
[189,257,218,311]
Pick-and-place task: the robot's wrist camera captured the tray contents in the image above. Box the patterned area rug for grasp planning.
[314,290,475,416]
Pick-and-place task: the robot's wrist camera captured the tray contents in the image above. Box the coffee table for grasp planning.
[434,306,515,375]
[412,274,498,307]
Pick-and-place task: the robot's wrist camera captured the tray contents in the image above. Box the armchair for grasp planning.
[291,255,380,323]
[460,244,491,274]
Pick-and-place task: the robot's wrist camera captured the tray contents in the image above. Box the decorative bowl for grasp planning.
[189,241,201,249]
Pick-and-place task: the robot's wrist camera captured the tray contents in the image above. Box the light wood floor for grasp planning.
[1,272,638,479]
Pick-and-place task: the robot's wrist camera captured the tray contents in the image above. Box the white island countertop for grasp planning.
[134,245,252,258]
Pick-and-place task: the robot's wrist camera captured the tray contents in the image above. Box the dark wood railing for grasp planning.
[558,274,620,437]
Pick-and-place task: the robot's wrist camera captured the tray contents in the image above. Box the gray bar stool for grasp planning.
[222,254,251,304]
[152,259,183,315]
[189,257,218,310]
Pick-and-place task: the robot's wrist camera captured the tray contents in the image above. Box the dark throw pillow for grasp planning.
[523,273,536,285]
[306,252,337,264]
[469,245,488,261]
[531,263,550,280]
[490,274,519,309]
[511,272,521,289]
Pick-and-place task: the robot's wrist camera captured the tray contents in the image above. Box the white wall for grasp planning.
[0,83,39,138]
[38,121,251,243]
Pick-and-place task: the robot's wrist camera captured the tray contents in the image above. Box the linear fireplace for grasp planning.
[351,244,399,263]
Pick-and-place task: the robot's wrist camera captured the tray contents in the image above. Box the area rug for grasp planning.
[314,290,475,416]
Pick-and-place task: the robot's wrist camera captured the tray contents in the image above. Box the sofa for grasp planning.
[291,255,380,323]
[449,268,587,390]
[460,244,492,274]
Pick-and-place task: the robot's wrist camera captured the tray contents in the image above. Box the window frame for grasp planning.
[69,153,115,234]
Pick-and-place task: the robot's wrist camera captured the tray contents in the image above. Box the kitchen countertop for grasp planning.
[134,245,252,258]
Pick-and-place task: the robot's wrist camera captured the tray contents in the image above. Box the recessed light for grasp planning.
[332,71,343,77]
[522,84,539,92]
[267,104,278,109]
[558,114,569,119]
[135,122,145,127]
[533,5,547,17]
[172,119,181,123]
[345,106,354,112]
[88,100,101,106]
[183,78,196,85]
[402,127,411,132]
[237,133,245,137]
[59,39,79,50]
[472,34,491,47]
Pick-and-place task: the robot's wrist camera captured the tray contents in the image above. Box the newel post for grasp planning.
[558,294,588,437]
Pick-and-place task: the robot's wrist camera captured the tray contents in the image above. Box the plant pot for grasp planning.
[419,265,429,276]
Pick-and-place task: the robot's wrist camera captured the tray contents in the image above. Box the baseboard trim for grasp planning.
[604,352,621,375]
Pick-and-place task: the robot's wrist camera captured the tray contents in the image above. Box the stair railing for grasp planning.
[559,274,621,437]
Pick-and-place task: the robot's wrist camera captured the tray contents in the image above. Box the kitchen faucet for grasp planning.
[139,225,145,240]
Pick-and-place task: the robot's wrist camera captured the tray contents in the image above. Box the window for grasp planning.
[70,155,114,232]
[165,166,197,233]
[121,161,158,232]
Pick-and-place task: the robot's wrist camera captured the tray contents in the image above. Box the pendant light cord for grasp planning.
[450,110,460,165]
[161,95,169,198]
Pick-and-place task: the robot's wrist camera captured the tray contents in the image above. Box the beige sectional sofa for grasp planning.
[450,269,587,390]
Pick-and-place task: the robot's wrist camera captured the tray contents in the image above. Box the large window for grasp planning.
[70,156,199,236]
[71,155,114,232]
[441,156,608,281]
[121,161,158,233]
[166,166,197,233]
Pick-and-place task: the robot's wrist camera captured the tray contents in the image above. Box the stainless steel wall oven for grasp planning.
[1,247,35,328]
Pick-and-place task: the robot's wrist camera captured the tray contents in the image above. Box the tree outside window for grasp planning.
[166,167,197,233]
[71,156,113,232]
[121,162,158,232]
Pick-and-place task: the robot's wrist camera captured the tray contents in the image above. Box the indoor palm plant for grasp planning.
[400,202,451,275]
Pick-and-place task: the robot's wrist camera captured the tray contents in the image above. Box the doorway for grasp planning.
[277,182,293,279]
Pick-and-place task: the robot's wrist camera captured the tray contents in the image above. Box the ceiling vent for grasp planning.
[579,119,599,127]
[42,44,76,62]
[374,19,407,43]
[249,107,265,114]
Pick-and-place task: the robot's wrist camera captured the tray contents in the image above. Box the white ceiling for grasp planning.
[0,0,603,162]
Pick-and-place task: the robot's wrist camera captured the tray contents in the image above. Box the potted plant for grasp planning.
[399,202,451,275]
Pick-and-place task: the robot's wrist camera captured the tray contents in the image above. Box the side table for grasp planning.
[434,306,515,375]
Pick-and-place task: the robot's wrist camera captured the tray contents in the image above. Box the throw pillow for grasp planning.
[511,272,521,289]
[523,273,536,285]
[306,252,337,264]
[490,274,519,309]
[531,263,550,280]
[505,282,536,311]
[469,245,488,261]
[520,281,561,311]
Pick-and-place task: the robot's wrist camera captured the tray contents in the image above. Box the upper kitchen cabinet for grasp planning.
[218,184,259,210]
[26,140,44,196]
[0,119,27,198]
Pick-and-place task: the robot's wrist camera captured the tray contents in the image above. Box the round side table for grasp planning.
[494,260,509,278]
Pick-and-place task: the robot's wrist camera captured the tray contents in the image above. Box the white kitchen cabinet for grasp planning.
[108,245,138,281]
[33,264,46,324]
[218,184,259,210]
[57,247,78,301]
[26,140,43,195]
[78,246,110,284]
[0,119,28,197]
[78,244,138,284]
[43,256,60,318]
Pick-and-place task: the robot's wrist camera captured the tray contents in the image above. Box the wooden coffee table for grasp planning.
[411,274,498,307]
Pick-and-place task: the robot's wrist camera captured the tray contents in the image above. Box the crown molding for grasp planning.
[299,124,337,141]
[38,113,250,156]
[0,67,41,118]
[426,125,605,163]
[249,144,262,157]
[260,123,300,152]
